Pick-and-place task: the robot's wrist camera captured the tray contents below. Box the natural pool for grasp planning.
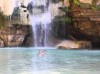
[0,48,100,74]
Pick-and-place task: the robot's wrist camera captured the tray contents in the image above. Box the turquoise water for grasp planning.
[0,48,100,74]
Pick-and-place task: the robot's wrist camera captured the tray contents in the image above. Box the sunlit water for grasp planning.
[0,48,100,74]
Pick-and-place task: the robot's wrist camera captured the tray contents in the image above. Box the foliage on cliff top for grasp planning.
[0,11,6,28]
[69,0,79,5]
[69,0,100,11]
[91,3,100,11]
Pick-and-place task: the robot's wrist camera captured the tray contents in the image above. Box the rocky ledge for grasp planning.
[57,40,92,49]
[0,24,33,47]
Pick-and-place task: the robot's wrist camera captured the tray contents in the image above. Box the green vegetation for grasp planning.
[91,3,100,11]
[58,7,71,24]
[0,12,6,28]
[69,0,100,10]
[69,0,79,5]
[73,0,80,5]
[12,7,20,17]
[59,7,69,12]
[55,16,71,23]
[58,0,100,26]
[60,17,71,23]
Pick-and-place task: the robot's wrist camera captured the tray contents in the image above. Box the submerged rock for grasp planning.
[57,40,92,49]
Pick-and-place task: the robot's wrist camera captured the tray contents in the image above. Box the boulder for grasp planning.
[57,40,92,49]
[0,38,4,47]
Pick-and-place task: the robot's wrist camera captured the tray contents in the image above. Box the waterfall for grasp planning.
[29,0,52,47]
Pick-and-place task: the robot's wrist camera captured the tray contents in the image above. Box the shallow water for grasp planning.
[0,48,100,74]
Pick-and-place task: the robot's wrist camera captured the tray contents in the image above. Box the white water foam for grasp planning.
[29,0,52,47]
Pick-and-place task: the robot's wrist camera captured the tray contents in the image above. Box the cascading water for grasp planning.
[29,0,52,47]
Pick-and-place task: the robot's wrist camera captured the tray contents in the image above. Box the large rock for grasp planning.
[57,40,92,49]
[8,35,25,47]
[0,38,4,47]
[0,25,33,47]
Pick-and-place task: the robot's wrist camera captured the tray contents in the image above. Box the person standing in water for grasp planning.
[38,49,47,57]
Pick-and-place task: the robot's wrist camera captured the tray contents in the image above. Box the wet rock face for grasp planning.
[0,25,33,47]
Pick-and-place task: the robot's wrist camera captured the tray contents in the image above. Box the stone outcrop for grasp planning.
[8,35,25,47]
[0,25,33,47]
[69,0,100,48]
[57,40,92,49]
[0,38,4,47]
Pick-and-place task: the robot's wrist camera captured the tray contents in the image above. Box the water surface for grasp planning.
[0,48,100,74]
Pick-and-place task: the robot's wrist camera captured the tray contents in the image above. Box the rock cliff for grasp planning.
[69,0,100,48]
[0,24,33,47]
